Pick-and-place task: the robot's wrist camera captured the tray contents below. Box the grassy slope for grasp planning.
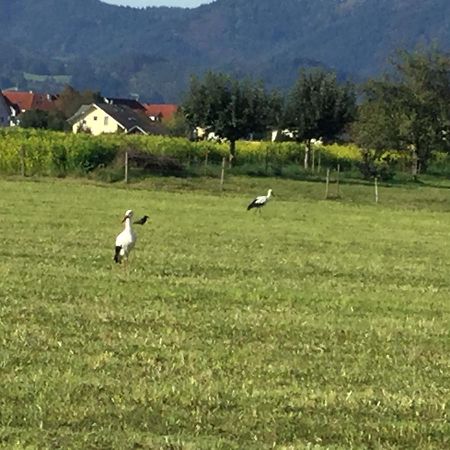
[0,175,449,449]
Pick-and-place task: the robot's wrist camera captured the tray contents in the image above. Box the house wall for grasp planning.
[0,95,11,127]
[72,107,123,135]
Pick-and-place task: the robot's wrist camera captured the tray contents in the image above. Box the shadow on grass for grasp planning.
[14,159,450,193]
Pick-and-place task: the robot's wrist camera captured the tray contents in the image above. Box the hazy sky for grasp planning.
[102,0,213,7]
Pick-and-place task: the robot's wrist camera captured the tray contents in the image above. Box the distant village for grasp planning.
[0,88,178,136]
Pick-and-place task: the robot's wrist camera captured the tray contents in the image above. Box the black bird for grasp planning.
[134,215,149,225]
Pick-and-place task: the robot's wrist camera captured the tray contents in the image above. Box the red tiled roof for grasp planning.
[144,104,178,120]
[2,91,57,112]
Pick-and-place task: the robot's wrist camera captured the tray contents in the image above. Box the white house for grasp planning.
[68,103,168,136]
[0,92,17,127]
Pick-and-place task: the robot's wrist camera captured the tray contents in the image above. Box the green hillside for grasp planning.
[1,0,450,101]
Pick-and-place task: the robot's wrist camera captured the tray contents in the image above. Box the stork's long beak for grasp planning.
[121,215,129,223]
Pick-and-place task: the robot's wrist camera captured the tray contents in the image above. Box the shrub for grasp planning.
[358,149,396,180]
[120,149,184,176]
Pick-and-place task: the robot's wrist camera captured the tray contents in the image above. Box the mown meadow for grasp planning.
[0,174,449,449]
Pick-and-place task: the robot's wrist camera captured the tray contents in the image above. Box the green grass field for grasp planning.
[0,175,449,449]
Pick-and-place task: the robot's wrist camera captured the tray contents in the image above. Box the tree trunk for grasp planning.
[229,140,236,167]
[411,149,418,176]
[417,145,431,174]
[304,140,311,170]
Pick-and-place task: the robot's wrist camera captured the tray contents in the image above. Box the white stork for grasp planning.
[114,209,137,266]
[247,189,273,212]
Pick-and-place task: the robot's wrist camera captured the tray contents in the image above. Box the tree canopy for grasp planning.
[55,85,102,119]
[183,72,281,160]
[353,48,450,174]
[20,109,67,131]
[284,68,356,168]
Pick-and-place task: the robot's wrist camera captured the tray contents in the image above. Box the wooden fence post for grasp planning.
[124,151,128,184]
[220,156,226,190]
[325,168,330,199]
[20,146,25,177]
[312,147,315,173]
[336,164,341,197]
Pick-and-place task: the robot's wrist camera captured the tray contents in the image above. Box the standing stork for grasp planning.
[247,189,273,212]
[114,209,137,267]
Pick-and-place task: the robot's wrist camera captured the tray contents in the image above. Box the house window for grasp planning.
[93,116,98,121]
[104,116,109,125]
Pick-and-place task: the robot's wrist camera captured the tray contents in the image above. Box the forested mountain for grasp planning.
[1,0,449,102]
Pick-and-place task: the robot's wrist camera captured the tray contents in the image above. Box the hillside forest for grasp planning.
[1,0,450,101]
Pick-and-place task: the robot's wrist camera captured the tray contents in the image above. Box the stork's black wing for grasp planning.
[247,198,258,210]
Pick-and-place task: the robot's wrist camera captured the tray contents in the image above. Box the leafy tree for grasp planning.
[20,109,68,131]
[165,109,190,138]
[47,110,70,131]
[284,68,356,169]
[20,110,48,129]
[55,85,102,118]
[351,80,417,178]
[353,48,450,175]
[183,72,281,162]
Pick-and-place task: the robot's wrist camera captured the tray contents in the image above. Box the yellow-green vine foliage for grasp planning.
[0,128,362,176]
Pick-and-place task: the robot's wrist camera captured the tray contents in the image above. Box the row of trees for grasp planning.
[183,69,355,169]
[183,47,450,176]
[15,47,450,177]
